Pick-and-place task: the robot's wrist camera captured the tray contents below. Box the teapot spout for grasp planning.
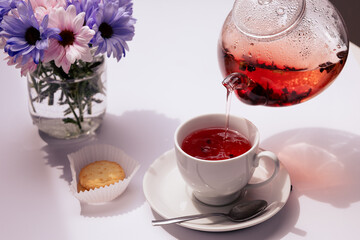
[222,72,267,106]
[222,72,250,92]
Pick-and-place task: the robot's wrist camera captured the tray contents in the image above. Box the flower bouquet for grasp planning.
[0,0,135,138]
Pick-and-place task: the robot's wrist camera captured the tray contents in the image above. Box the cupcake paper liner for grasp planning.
[68,144,140,204]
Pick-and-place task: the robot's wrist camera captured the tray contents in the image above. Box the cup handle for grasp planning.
[245,151,280,189]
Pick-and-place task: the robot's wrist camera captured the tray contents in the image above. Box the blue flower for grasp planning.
[91,0,135,61]
[67,0,100,29]
[113,0,133,14]
[0,0,11,23]
[1,1,60,65]
[0,0,18,31]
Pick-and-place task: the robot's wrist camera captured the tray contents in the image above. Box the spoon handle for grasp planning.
[152,212,226,226]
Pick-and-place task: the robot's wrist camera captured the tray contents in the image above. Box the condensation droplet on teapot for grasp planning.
[233,40,239,50]
[314,7,321,13]
[258,0,272,5]
[276,7,286,16]
[331,13,338,21]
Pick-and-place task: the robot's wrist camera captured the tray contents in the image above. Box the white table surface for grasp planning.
[1,1,360,239]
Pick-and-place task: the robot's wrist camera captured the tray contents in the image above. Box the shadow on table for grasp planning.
[40,110,180,217]
[262,127,360,208]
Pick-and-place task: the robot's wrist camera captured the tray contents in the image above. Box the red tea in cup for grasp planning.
[181,127,252,160]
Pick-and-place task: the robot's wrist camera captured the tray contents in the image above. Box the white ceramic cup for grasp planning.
[174,113,280,206]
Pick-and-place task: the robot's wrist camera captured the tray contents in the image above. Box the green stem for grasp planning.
[28,90,37,114]
[76,82,84,122]
[29,76,38,113]
[61,85,82,130]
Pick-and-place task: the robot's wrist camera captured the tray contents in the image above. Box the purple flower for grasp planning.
[0,0,18,31]
[0,0,11,22]
[114,0,133,14]
[1,1,60,65]
[91,0,135,61]
[67,0,100,28]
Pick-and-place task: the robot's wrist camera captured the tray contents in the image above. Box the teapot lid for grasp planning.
[232,0,306,39]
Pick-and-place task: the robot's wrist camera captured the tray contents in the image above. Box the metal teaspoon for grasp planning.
[152,199,268,226]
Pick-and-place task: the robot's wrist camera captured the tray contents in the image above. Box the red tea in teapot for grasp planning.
[219,51,347,106]
[181,127,252,161]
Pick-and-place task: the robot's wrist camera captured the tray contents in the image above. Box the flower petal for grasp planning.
[73,12,86,33]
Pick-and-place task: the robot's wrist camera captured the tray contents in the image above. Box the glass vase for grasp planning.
[27,54,107,139]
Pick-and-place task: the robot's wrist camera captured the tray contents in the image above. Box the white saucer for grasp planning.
[143,149,291,232]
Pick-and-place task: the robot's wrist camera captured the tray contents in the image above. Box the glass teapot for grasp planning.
[219,0,349,106]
